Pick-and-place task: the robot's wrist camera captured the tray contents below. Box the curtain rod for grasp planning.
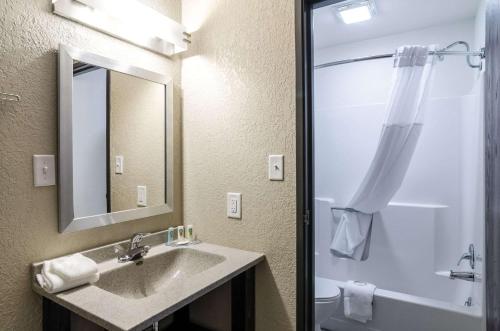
[314,41,485,71]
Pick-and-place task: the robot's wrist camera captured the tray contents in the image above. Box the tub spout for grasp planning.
[449,270,475,282]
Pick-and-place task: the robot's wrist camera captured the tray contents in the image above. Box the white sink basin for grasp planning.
[95,248,225,299]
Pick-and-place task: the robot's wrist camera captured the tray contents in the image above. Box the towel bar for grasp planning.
[0,92,20,102]
[331,207,361,213]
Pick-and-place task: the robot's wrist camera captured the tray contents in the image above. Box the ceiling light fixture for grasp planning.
[52,0,190,56]
[333,0,377,25]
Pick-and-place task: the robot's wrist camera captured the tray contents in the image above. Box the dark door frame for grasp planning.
[485,1,500,330]
[296,1,344,330]
[295,0,314,330]
[297,0,500,330]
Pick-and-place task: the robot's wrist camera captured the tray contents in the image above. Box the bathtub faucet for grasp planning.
[449,270,475,282]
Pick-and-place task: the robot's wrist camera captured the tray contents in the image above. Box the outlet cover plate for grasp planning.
[268,154,284,181]
[227,192,241,219]
[33,155,56,187]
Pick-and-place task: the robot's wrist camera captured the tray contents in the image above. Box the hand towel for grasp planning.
[343,280,376,323]
[50,253,98,282]
[330,211,373,261]
[36,254,99,294]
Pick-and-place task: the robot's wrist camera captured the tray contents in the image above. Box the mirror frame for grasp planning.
[58,44,174,233]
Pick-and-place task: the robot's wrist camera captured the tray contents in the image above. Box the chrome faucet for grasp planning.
[116,233,151,263]
[457,244,476,269]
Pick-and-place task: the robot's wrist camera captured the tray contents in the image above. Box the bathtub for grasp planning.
[315,202,484,330]
[320,279,482,331]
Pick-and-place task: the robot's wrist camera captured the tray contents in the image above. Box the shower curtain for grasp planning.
[330,45,436,261]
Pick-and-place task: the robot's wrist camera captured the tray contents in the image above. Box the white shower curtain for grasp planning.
[330,45,436,261]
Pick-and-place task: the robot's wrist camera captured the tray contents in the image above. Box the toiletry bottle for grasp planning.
[167,227,174,244]
[177,226,185,240]
[186,225,193,241]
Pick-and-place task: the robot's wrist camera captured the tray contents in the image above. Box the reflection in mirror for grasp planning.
[72,63,166,218]
[59,45,173,233]
[109,71,165,212]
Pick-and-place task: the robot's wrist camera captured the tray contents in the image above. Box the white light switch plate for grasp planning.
[268,154,284,181]
[33,155,56,187]
[115,155,124,174]
[137,185,147,207]
[227,193,241,219]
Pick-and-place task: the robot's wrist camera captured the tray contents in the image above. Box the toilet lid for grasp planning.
[315,277,341,301]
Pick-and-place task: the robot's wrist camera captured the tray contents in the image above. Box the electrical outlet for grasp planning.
[115,155,124,174]
[227,193,241,219]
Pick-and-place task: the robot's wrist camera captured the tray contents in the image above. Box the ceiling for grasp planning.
[313,0,482,49]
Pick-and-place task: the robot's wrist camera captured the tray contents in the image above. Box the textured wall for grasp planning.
[109,71,166,211]
[0,0,182,329]
[181,1,296,330]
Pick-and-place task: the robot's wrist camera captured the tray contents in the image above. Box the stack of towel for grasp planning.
[344,280,376,323]
[36,253,99,294]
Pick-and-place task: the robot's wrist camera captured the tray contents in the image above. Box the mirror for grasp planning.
[58,45,174,232]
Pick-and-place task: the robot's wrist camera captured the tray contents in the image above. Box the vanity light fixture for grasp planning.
[52,0,191,56]
[333,0,377,24]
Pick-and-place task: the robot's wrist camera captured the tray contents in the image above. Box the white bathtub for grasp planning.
[315,202,484,330]
[321,280,483,331]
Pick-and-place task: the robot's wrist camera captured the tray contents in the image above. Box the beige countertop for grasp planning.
[32,232,264,331]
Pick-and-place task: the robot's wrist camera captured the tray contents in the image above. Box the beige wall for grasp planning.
[109,71,166,211]
[0,0,297,330]
[181,1,297,330]
[0,1,182,329]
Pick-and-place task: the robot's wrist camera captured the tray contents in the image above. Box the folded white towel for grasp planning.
[343,280,376,323]
[36,253,99,294]
[330,211,372,261]
[50,253,98,282]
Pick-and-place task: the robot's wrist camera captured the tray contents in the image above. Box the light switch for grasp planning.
[115,155,124,174]
[227,193,241,219]
[137,186,147,207]
[33,155,56,187]
[268,155,284,181]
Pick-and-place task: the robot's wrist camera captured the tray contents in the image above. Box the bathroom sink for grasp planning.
[33,239,264,331]
[94,248,225,299]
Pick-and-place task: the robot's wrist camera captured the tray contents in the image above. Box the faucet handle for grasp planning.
[131,232,149,241]
[457,244,475,269]
[457,253,471,266]
[130,232,150,248]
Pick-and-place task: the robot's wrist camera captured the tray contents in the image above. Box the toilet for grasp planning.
[315,276,341,331]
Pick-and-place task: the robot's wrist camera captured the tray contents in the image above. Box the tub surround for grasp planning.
[32,231,264,331]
